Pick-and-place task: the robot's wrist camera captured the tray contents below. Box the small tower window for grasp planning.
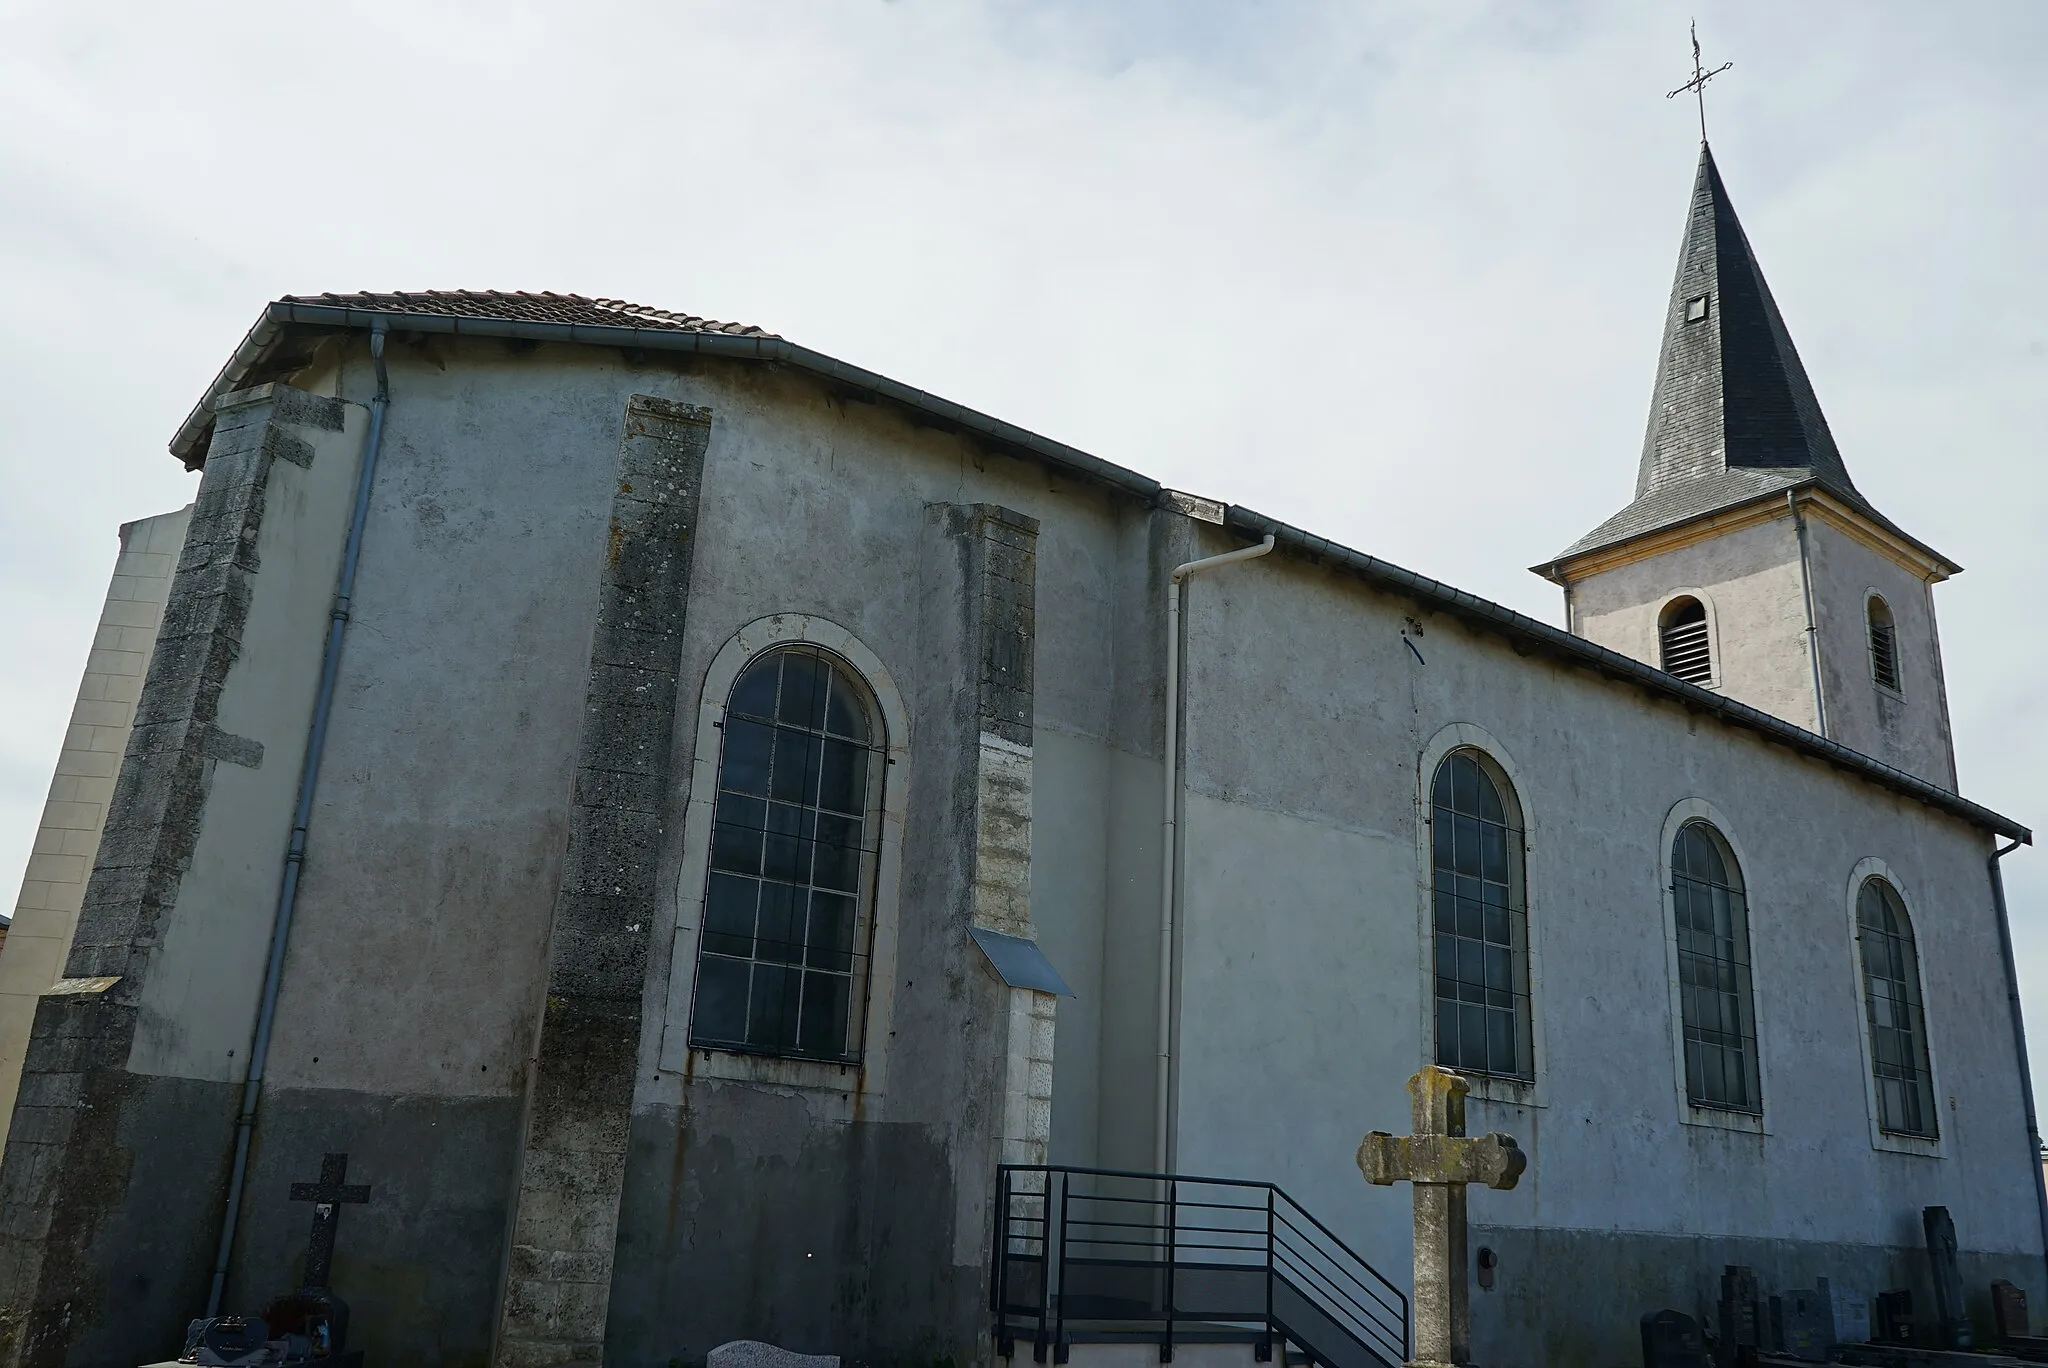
[1659,597,1713,685]
[1868,597,1901,693]
[1685,294,1710,323]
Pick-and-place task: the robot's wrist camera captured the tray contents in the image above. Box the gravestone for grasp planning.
[287,1152,371,1356]
[1923,1206,1973,1349]
[707,1341,840,1368]
[1874,1289,1913,1344]
[1717,1265,1761,1366]
[1357,1066,1526,1367]
[1828,1278,1870,1345]
[1641,1309,1711,1368]
[1994,1279,2030,1341]
[1772,1284,1832,1361]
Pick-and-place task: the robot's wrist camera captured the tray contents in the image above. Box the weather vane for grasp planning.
[1666,20,1731,143]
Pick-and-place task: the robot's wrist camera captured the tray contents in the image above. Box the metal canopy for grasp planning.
[970,927,1074,997]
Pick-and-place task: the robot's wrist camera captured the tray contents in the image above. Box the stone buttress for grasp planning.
[494,396,709,1368]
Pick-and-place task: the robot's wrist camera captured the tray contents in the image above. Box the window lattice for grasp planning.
[1858,879,1937,1138]
[690,646,883,1063]
[1671,821,1761,1113]
[1659,598,1712,685]
[1430,751,1532,1079]
[1869,599,1901,692]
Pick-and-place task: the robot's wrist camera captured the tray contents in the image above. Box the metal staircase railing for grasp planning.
[990,1165,1409,1368]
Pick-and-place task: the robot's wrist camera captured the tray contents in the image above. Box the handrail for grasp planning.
[992,1164,1409,1368]
[1001,1162,1399,1291]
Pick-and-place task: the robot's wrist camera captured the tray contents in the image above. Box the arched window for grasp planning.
[1430,750,1531,1079]
[1857,878,1937,1137]
[1868,596,1901,692]
[690,645,884,1062]
[1659,597,1712,685]
[1671,821,1760,1112]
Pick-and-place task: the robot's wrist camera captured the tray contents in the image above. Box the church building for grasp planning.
[0,144,2037,1368]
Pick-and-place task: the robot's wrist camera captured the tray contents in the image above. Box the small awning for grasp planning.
[970,927,1074,997]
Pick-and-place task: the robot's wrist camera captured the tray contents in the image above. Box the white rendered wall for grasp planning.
[0,505,190,1148]
[1569,513,1819,731]
[1805,519,1958,788]
[1165,538,2031,1358]
[126,398,370,1081]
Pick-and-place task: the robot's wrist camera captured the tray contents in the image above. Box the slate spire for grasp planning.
[1552,143,1874,562]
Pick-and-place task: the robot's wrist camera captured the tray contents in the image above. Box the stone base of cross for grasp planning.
[1357,1066,1525,1368]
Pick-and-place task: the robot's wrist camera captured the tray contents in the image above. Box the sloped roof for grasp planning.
[281,290,776,337]
[1548,145,1950,571]
[163,287,2027,841]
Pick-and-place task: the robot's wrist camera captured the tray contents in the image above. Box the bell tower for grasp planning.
[1535,145,1961,789]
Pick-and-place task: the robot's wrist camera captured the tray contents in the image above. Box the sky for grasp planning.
[2,2,2045,1077]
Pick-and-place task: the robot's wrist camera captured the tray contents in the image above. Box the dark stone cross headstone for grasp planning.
[288,1152,370,1357]
[1994,1279,2030,1341]
[1923,1205,1973,1349]
[290,1152,370,1292]
[1641,1309,1710,1368]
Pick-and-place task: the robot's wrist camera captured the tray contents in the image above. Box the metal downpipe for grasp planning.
[205,324,390,1315]
[1789,491,1829,738]
[1989,838,2048,1288]
[1156,533,1274,1175]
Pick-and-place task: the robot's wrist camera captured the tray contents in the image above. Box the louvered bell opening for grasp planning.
[1659,600,1713,685]
[1871,619,1900,691]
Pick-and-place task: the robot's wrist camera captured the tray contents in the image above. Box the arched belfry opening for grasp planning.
[1659,597,1712,686]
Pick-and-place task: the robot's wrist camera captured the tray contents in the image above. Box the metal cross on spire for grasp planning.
[1666,19,1732,143]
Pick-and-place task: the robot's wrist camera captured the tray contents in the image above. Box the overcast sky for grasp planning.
[3,2,2045,1080]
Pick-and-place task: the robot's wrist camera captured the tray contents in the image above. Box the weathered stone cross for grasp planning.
[1356,1067,1525,1368]
[289,1152,371,1292]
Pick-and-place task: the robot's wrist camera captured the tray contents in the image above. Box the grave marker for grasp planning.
[1994,1279,2030,1342]
[1641,1309,1711,1368]
[1357,1066,1525,1367]
[287,1152,370,1356]
[1717,1265,1760,1364]
[1923,1206,1972,1349]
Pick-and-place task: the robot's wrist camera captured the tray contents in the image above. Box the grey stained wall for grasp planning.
[1167,528,2037,1366]
[0,327,2031,1368]
[1566,501,1959,789]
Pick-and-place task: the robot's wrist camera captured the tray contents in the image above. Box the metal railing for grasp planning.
[990,1165,1408,1368]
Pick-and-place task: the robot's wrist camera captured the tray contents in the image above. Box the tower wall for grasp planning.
[1561,499,1959,790]
[1566,510,1818,731]
[1805,516,1958,789]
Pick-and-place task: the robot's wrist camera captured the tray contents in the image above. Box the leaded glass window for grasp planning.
[1671,821,1761,1112]
[1858,878,1937,1138]
[689,646,883,1062]
[1430,750,1532,1079]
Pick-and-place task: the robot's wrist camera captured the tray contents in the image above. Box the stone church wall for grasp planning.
[0,504,189,1156]
[1803,517,1958,790]
[1567,512,1819,732]
[592,353,1168,1365]
[0,326,2029,1368]
[1160,530,2039,1366]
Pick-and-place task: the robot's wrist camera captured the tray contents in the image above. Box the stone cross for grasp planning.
[1356,1067,1525,1368]
[289,1152,371,1292]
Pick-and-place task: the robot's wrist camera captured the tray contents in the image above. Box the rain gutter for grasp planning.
[1223,504,2031,845]
[168,302,1161,504]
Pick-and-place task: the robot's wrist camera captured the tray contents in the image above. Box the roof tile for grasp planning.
[279,290,776,338]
